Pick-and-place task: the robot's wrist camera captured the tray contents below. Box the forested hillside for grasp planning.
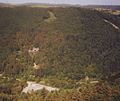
[0,6,120,100]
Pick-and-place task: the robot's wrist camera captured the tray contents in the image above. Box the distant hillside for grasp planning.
[84,5,120,10]
[0,3,120,10]
[20,4,120,10]
[0,3,15,7]
[18,3,73,7]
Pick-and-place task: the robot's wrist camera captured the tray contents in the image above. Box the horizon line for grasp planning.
[0,1,120,6]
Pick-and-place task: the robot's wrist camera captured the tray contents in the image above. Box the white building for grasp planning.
[22,81,59,93]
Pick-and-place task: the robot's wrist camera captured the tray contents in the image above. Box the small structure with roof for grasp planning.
[28,47,39,53]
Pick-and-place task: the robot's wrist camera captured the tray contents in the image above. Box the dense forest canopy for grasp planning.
[0,6,120,100]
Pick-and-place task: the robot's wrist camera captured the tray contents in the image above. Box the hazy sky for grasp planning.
[0,0,120,5]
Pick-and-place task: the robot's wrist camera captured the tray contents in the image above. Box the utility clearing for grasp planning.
[44,11,57,23]
[22,81,59,93]
[104,19,119,30]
